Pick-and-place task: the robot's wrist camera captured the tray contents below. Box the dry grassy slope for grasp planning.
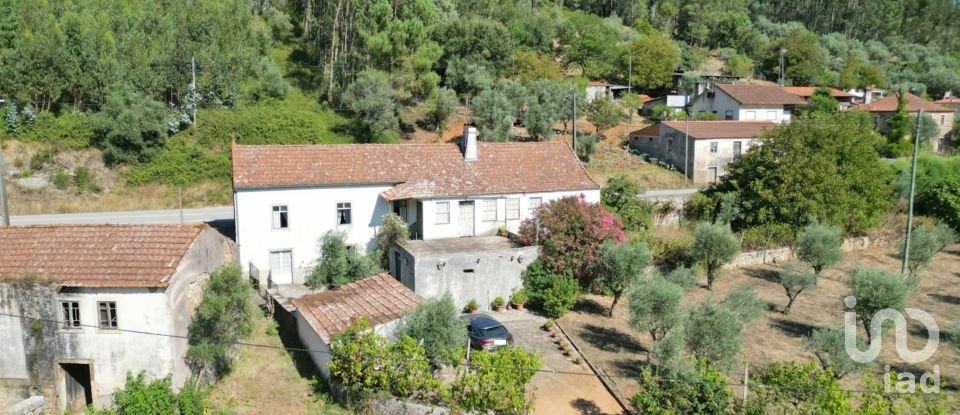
[562,245,960,406]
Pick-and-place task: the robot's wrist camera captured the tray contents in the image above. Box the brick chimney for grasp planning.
[462,126,478,161]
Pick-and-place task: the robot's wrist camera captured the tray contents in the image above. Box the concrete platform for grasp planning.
[401,236,521,256]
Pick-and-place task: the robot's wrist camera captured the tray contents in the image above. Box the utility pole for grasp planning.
[627,53,632,95]
[683,116,690,182]
[778,48,787,86]
[191,57,197,126]
[178,186,184,225]
[571,91,578,158]
[0,145,9,226]
[901,105,924,275]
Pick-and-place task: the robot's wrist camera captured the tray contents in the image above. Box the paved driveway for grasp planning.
[491,310,625,415]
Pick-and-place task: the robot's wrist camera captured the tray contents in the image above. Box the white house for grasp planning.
[232,127,601,286]
[628,121,774,183]
[688,84,805,123]
[0,224,235,413]
[292,274,421,379]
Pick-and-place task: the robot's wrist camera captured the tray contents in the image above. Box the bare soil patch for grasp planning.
[561,246,960,404]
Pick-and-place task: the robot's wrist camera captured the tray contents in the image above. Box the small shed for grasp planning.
[291,274,422,378]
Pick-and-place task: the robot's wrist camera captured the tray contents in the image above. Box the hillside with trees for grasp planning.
[2,0,960,212]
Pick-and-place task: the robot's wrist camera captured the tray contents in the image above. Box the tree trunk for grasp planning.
[608,291,622,317]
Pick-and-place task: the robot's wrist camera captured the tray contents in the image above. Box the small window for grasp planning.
[940,115,946,126]
[733,141,742,158]
[98,301,117,329]
[435,202,450,224]
[648,136,653,142]
[667,138,673,152]
[724,110,733,120]
[709,142,718,153]
[337,202,352,225]
[483,199,497,222]
[767,110,778,120]
[506,199,520,220]
[61,301,80,329]
[272,205,288,229]
[528,197,542,215]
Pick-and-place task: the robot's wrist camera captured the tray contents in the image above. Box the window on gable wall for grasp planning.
[506,199,520,220]
[710,142,718,153]
[483,199,497,221]
[337,202,351,225]
[98,301,117,329]
[272,205,288,229]
[61,301,80,329]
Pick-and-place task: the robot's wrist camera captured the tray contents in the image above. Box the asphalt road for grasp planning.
[6,206,233,226]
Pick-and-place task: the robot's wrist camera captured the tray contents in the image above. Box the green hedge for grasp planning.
[12,111,96,150]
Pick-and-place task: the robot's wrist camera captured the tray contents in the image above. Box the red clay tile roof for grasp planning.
[934,97,960,104]
[292,274,422,343]
[660,121,776,139]
[715,84,807,105]
[629,125,660,137]
[856,92,952,112]
[588,81,609,87]
[0,224,205,288]
[782,86,855,98]
[232,142,600,200]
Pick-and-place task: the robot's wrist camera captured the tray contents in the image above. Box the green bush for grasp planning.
[376,213,409,268]
[29,147,55,171]
[522,260,580,318]
[918,176,960,231]
[746,362,850,414]
[395,294,467,364]
[186,264,255,379]
[106,371,207,415]
[632,360,732,414]
[452,345,541,414]
[804,327,865,379]
[307,231,382,288]
[52,169,70,190]
[683,192,716,223]
[94,90,168,165]
[20,111,96,149]
[601,175,654,233]
[510,288,528,305]
[794,222,844,275]
[73,166,99,193]
[651,235,695,269]
[740,223,796,250]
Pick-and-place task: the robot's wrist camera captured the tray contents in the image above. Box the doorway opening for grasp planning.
[61,363,93,411]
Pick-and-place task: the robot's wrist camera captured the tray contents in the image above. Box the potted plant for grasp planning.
[493,296,506,312]
[541,319,555,331]
[465,299,479,313]
[511,289,528,311]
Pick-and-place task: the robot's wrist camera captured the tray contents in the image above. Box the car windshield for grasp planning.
[478,325,509,338]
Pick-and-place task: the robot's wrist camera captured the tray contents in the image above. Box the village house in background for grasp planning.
[0,224,235,413]
[641,95,690,118]
[688,84,806,122]
[856,92,955,152]
[628,121,774,183]
[292,274,421,379]
[585,81,630,103]
[845,86,886,104]
[934,96,960,112]
[232,127,600,308]
[782,86,857,111]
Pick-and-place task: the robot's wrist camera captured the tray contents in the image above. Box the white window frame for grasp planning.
[482,199,497,222]
[336,202,352,225]
[61,300,81,329]
[528,197,542,216]
[435,202,450,224]
[767,110,778,120]
[272,205,289,230]
[744,110,757,120]
[733,141,742,158]
[98,301,118,330]
[709,142,718,153]
[506,198,521,220]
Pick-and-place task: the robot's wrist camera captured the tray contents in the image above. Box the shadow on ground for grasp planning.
[570,398,605,415]
[578,324,647,354]
[771,318,818,338]
[574,298,609,316]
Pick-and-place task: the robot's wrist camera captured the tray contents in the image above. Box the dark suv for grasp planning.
[464,313,514,350]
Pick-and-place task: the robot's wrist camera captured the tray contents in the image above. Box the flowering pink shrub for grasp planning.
[518,195,625,279]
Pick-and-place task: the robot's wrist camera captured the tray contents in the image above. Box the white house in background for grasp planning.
[628,121,775,183]
[292,274,421,379]
[232,127,601,286]
[846,87,886,104]
[688,84,805,123]
[585,81,630,103]
[0,224,234,413]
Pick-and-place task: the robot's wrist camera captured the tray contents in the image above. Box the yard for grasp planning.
[206,311,349,415]
[560,244,960,408]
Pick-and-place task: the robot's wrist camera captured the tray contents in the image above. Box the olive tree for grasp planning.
[396,294,467,362]
[376,213,409,269]
[599,240,652,317]
[903,226,942,277]
[690,222,740,290]
[684,300,744,371]
[804,327,865,379]
[778,263,817,314]
[794,222,844,275]
[627,276,683,341]
[847,267,912,343]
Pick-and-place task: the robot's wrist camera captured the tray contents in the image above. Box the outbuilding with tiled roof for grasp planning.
[688,84,803,123]
[0,224,235,413]
[291,274,422,378]
[855,92,954,152]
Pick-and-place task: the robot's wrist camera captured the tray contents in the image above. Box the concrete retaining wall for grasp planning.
[6,396,44,415]
[366,398,453,415]
[727,236,890,268]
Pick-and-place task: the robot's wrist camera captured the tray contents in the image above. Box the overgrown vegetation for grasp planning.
[521,259,580,319]
[186,264,255,380]
[395,294,467,363]
[306,231,382,289]
[85,371,207,415]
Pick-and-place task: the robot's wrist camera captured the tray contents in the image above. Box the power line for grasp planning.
[0,311,950,398]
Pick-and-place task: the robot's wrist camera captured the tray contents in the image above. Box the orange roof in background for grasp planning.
[232,142,600,200]
[292,274,422,343]
[714,84,807,105]
[660,121,776,139]
[588,81,609,87]
[856,92,952,112]
[629,125,660,137]
[934,97,960,104]
[782,86,855,98]
[0,224,205,288]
